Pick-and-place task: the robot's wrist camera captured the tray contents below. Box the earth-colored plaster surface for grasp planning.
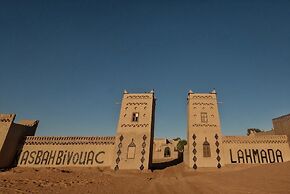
[1,162,290,194]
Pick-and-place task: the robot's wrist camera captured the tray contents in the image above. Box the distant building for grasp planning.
[250,114,290,142]
[272,114,290,137]
[153,138,179,161]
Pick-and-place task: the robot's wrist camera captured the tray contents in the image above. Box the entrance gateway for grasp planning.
[0,89,290,170]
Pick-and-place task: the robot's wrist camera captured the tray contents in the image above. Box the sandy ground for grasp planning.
[1,162,290,194]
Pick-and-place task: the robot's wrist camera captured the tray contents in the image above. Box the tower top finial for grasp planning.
[150,89,154,93]
[123,89,128,94]
[210,88,216,94]
[188,90,193,94]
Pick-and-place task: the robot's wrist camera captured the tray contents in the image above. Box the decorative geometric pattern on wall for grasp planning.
[114,135,124,171]
[126,95,150,99]
[215,134,221,168]
[120,124,149,128]
[0,119,11,122]
[0,114,15,123]
[192,134,197,169]
[140,134,147,170]
[126,102,148,106]
[190,96,213,99]
[192,124,217,127]
[192,103,214,106]
[222,136,288,144]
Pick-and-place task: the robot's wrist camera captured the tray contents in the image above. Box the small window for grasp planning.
[201,112,208,123]
[132,112,139,122]
[203,138,211,157]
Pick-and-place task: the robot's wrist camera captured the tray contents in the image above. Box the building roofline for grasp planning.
[272,113,290,121]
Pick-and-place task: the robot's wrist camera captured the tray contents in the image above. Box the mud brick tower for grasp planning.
[112,90,156,170]
[187,90,223,169]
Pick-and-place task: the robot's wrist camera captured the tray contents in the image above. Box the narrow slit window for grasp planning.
[203,138,211,157]
[132,112,139,122]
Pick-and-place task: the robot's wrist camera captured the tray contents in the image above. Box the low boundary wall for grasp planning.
[222,135,290,165]
[17,136,115,167]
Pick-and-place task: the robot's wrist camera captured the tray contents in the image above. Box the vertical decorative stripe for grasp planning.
[140,134,147,170]
[192,134,197,169]
[215,134,221,168]
[114,134,124,171]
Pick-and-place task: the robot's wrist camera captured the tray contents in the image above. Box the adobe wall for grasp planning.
[183,146,189,166]
[222,135,290,165]
[17,136,115,167]
[0,114,38,168]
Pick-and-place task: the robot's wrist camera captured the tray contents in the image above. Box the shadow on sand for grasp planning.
[151,152,183,170]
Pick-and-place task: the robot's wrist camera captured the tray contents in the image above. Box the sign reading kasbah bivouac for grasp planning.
[19,150,105,166]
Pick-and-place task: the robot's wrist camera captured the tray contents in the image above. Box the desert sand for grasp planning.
[1,162,290,194]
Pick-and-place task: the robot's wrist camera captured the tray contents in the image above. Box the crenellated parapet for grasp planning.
[18,120,39,127]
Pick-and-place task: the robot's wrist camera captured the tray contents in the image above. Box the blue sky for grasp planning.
[1,0,290,139]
